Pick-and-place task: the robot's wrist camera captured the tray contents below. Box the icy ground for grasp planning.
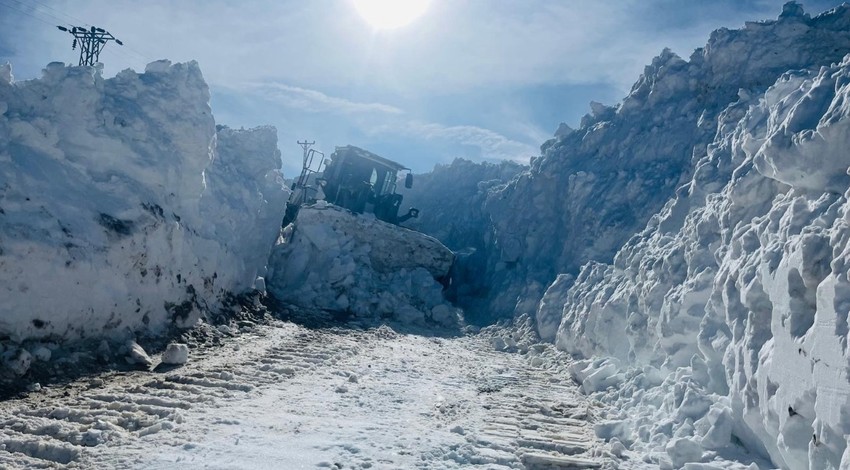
[0,314,614,470]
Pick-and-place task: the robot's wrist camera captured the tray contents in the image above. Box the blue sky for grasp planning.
[0,0,843,176]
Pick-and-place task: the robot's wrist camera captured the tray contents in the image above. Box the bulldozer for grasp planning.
[282,143,419,227]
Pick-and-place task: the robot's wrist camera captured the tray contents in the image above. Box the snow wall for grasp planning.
[398,158,523,322]
[0,60,287,345]
[266,204,461,327]
[422,2,850,326]
[552,40,850,470]
[537,4,850,469]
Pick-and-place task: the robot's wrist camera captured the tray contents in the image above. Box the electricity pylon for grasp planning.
[56,25,123,66]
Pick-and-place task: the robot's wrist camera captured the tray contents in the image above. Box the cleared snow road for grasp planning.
[0,319,611,469]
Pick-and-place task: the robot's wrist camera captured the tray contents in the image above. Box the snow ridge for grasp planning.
[0,61,286,350]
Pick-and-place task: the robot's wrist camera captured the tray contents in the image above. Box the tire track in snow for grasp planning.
[438,338,606,469]
[0,321,360,468]
[0,321,612,469]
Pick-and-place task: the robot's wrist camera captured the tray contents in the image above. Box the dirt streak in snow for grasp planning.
[0,320,612,469]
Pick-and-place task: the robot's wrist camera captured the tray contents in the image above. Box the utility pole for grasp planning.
[297,140,316,165]
[295,140,319,186]
[56,25,123,66]
[281,141,324,227]
[294,140,322,186]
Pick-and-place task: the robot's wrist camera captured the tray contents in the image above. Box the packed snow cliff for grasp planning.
[552,45,850,469]
[398,158,523,322]
[0,61,286,355]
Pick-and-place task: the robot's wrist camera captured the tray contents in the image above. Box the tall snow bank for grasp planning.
[200,125,288,289]
[465,2,850,322]
[0,61,286,345]
[266,204,460,326]
[551,45,850,470]
[398,159,523,322]
[399,158,524,252]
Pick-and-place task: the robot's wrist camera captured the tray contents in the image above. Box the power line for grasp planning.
[0,0,58,28]
[26,0,91,27]
[6,0,69,26]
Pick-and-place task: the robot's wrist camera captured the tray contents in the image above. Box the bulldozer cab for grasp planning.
[321,146,418,225]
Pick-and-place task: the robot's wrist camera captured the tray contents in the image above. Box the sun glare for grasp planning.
[352,0,430,30]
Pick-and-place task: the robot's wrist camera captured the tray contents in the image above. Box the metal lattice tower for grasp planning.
[56,25,123,66]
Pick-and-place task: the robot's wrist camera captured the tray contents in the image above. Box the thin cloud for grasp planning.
[373,120,538,163]
[237,81,536,163]
[243,82,403,115]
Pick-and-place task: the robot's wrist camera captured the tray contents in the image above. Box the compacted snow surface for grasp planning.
[0,317,611,469]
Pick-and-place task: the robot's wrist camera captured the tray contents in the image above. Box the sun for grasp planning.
[352,0,430,30]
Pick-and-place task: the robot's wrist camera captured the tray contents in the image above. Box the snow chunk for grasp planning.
[126,341,153,368]
[554,122,574,138]
[779,1,808,19]
[536,274,573,342]
[0,62,11,85]
[254,276,266,293]
[430,304,460,327]
[81,429,107,446]
[609,438,627,458]
[590,100,615,119]
[569,358,624,394]
[699,403,734,451]
[137,421,173,437]
[161,343,189,365]
[665,437,703,468]
[31,345,51,362]
[2,348,31,376]
[144,59,172,73]
[395,305,426,325]
[751,63,850,192]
